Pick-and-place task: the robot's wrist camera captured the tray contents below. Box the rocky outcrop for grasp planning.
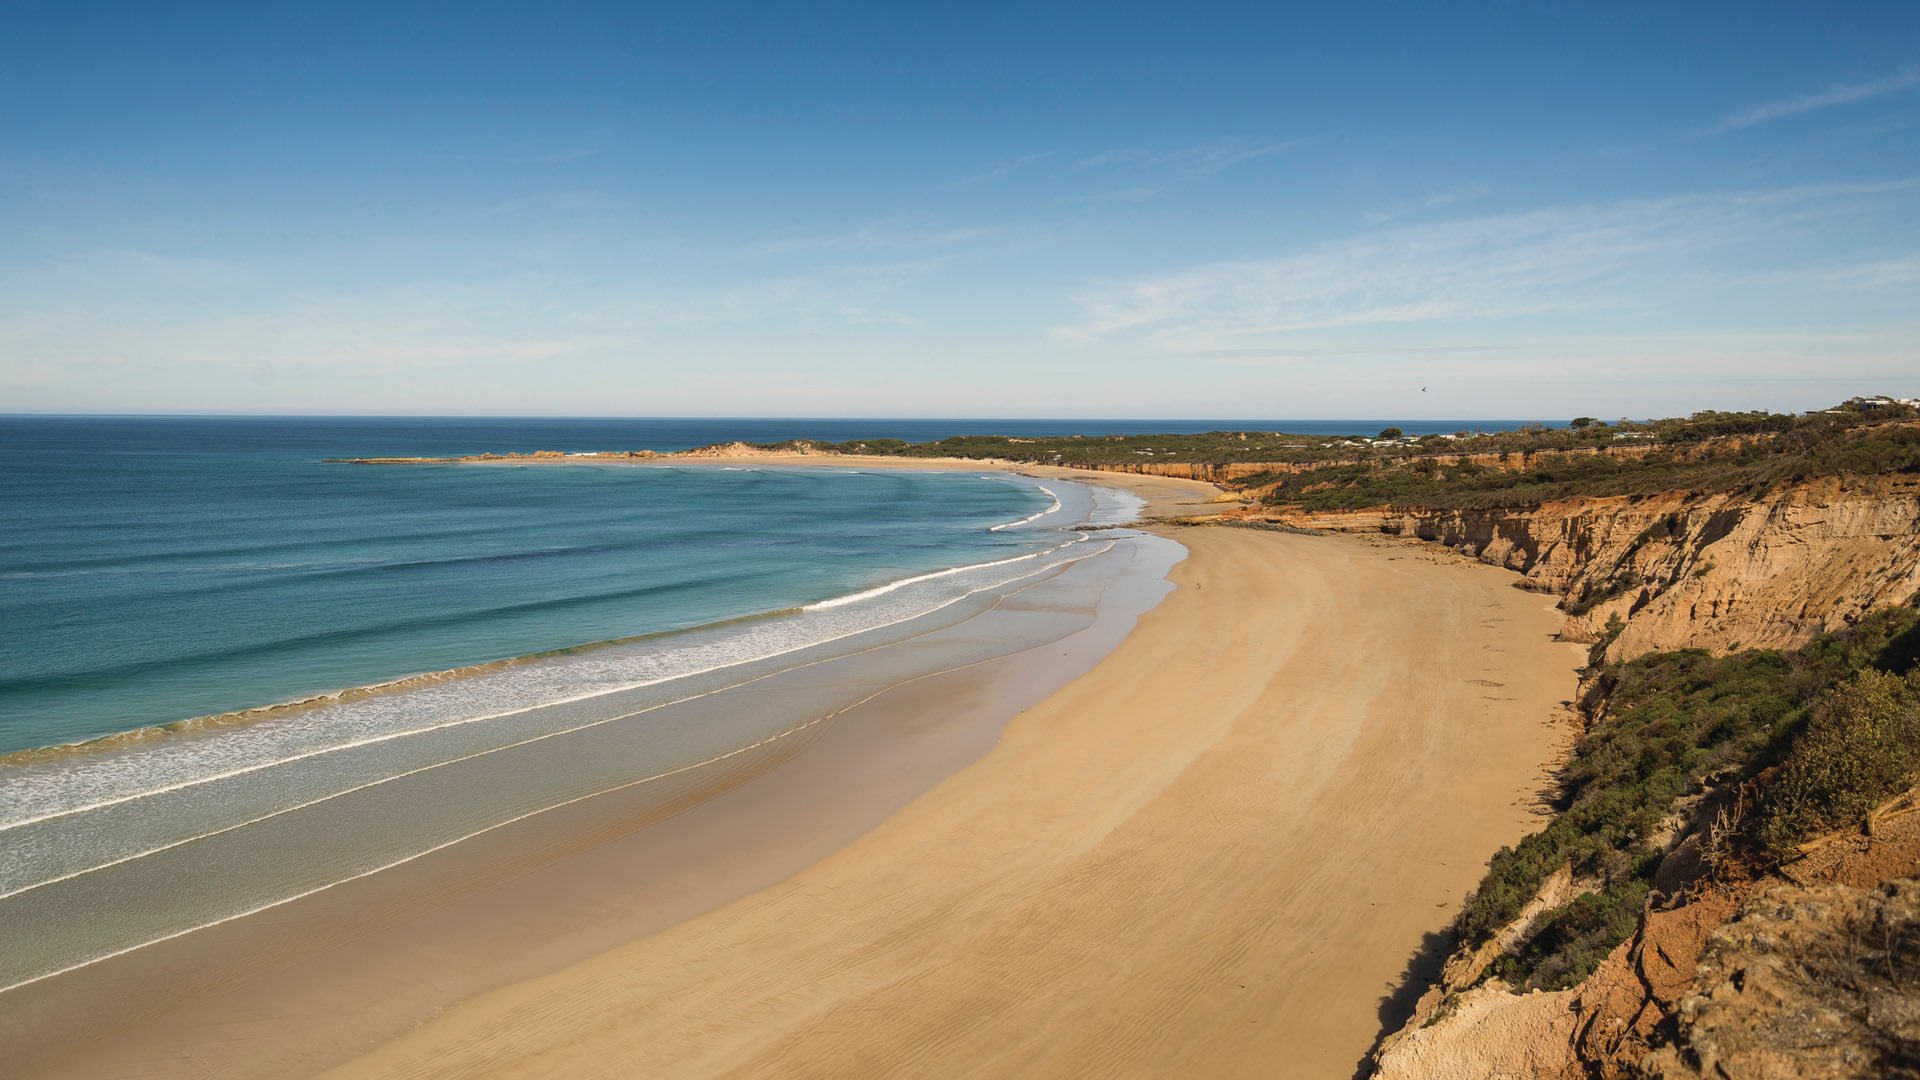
[1374,982,1582,1079]
[1368,817,1920,1079]
[1258,476,1920,663]
[1565,891,1745,1077]
[1369,788,1920,1078]
[1643,879,1920,1080]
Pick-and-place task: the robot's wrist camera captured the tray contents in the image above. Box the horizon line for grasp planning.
[0,411,1613,423]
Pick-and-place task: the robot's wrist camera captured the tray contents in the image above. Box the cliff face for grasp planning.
[1301,475,1920,1078]
[1256,476,1920,664]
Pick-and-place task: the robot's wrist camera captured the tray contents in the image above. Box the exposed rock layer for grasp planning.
[1644,878,1920,1080]
[1349,476,1920,1077]
[1251,476,1920,663]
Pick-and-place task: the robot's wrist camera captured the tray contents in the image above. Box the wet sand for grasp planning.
[322,505,1582,1077]
[4,472,1196,1079]
[9,464,1578,1078]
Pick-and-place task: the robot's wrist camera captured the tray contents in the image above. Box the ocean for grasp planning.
[0,414,1533,998]
[0,415,1544,755]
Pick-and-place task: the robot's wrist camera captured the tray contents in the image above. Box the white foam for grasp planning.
[804,539,1080,610]
[0,536,1124,993]
[0,480,1110,831]
[0,536,1096,834]
[987,484,1062,531]
[0,541,1126,903]
[0,704,842,996]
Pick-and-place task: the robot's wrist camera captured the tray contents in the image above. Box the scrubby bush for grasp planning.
[1454,604,1920,991]
[1494,876,1653,990]
[1253,420,1920,512]
[1759,669,1920,854]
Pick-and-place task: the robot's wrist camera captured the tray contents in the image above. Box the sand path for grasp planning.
[327,523,1581,1080]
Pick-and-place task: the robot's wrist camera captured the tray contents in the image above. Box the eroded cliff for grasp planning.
[1257,476,1920,1078]
[1247,475,1920,665]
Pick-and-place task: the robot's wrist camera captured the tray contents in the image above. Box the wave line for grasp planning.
[987,484,1061,531]
[0,540,1095,834]
[0,538,1120,996]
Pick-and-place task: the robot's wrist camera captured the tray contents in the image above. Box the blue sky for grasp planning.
[2,2,1917,418]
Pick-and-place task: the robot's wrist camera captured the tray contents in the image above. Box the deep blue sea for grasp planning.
[0,415,1547,755]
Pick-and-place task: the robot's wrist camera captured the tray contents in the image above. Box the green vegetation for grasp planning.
[1456,603,1920,991]
[1564,571,1642,617]
[714,399,1920,511]
[718,398,1920,997]
[807,430,1377,466]
[1759,668,1920,855]
[1246,419,1920,512]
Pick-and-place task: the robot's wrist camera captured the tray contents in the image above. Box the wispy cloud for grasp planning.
[1076,148,1151,169]
[1073,186,1164,204]
[1054,180,1920,352]
[1735,255,1920,290]
[580,256,956,332]
[953,151,1052,185]
[747,224,1003,258]
[1717,63,1920,131]
[1155,137,1301,178]
[1192,343,1524,364]
[1364,183,1491,224]
[43,248,254,290]
[0,245,956,403]
[1423,184,1490,208]
[1076,137,1301,179]
[481,190,620,216]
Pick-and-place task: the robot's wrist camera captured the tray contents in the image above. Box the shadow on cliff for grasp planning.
[1352,928,1455,1079]
[1879,612,1920,674]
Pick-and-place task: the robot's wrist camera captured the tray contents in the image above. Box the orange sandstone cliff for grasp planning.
[1209,476,1920,1079]
[1251,475,1920,664]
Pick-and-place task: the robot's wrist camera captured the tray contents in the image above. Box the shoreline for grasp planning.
[0,462,1130,768]
[0,469,1204,1076]
[327,445,1246,515]
[6,462,1580,1078]
[317,513,1582,1079]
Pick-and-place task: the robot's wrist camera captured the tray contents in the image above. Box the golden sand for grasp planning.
[318,467,1581,1079]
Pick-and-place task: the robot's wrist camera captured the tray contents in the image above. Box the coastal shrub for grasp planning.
[1758,669,1920,855]
[1247,419,1920,511]
[779,400,1919,498]
[1492,875,1653,990]
[1455,605,1920,991]
[1566,572,1642,617]
[1586,614,1625,668]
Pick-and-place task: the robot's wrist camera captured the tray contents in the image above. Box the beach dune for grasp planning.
[324,518,1581,1079]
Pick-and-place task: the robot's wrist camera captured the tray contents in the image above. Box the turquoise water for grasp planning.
[0,413,1531,999]
[0,416,1170,998]
[0,418,1079,754]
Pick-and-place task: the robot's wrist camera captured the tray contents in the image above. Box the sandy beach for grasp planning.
[311,464,1582,1080]
[4,462,1581,1079]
